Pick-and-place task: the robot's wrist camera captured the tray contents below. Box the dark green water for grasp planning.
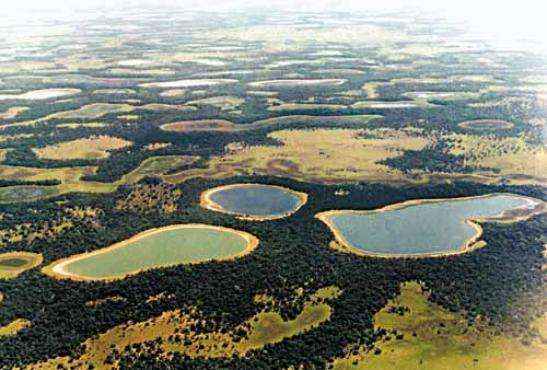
[323,194,537,255]
[207,184,305,218]
[0,258,28,268]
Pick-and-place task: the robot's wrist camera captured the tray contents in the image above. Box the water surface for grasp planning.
[205,184,306,219]
[320,194,538,256]
[53,225,255,280]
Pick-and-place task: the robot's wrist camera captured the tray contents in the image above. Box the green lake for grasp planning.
[55,225,255,280]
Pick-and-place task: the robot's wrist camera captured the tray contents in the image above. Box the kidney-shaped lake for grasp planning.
[316,194,543,257]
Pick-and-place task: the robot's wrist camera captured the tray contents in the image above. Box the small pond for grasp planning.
[201,184,307,220]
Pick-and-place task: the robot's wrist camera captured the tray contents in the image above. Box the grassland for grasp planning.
[332,282,546,370]
[45,103,135,120]
[448,133,547,180]
[56,122,108,129]
[168,127,428,184]
[0,319,31,337]
[161,119,236,132]
[0,88,81,101]
[0,106,29,120]
[42,224,259,281]
[458,119,514,131]
[30,286,341,369]
[137,103,197,112]
[0,165,96,183]
[352,101,430,109]
[204,24,404,51]
[140,79,238,89]
[247,79,346,89]
[32,135,133,160]
[120,155,199,184]
[187,96,244,110]
[159,89,187,97]
[0,155,197,203]
[0,252,43,279]
[267,103,348,113]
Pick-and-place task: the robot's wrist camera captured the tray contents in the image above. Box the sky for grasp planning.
[3,0,546,40]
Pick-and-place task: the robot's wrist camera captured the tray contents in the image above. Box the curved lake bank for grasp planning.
[316,194,544,258]
[43,224,258,281]
[200,183,308,221]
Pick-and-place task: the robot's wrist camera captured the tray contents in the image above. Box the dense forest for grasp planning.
[0,175,544,368]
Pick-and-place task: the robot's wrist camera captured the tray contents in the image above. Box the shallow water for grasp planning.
[322,194,537,255]
[61,226,251,279]
[207,184,304,218]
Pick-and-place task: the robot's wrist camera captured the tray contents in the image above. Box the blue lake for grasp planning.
[204,184,307,219]
[318,194,540,256]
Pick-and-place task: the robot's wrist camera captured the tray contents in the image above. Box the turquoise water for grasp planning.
[207,184,305,218]
[323,194,536,255]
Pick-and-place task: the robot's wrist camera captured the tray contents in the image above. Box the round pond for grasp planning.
[200,183,308,220]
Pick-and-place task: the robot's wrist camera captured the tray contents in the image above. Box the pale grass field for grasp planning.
[0,88,80,101]
[140,79,238,89]
[32,135,133,160]
[0,319,31,338]
[333,282,547,370]
[29,286,341,369]
[247,79,346,89]
[0,106,28,119]
[449,134,547,179]
[173,128,429,183]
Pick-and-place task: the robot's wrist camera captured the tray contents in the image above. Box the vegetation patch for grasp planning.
[159,89,187,97]
[0,319,31,337]
[0,88,80,101]
[140,79,239,89]
[29,286,340,368]
[42,224,259,281]
[317,194,544,258]
[92,89,136,95]
[402,91,480,102]
[267,103,347,113]
[247,79,346,89]
[136,104,197,112]
[187,96,244,110]
[121,155,199,184]
[448,133,546,181]
[458,119,515,131]
[0,165,96,183]
[333,282,547,370]
[45,103,135,120]
[32,135,133,160]
[352,101,430,109]
[0,252,43,279]
[168,127,428,184]
[0,106,29,120]
[160,119,236,133]
[56,122,108,129]
[200,183,308,220]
